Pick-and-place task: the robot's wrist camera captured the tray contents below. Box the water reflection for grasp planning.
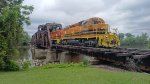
[16,47,32,61]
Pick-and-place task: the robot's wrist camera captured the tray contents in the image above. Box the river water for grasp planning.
[16,47,32,61]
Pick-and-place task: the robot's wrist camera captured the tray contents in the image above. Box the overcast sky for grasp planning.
[23,0,150,36]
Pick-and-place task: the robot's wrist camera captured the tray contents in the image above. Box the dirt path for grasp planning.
[91,64,127,72]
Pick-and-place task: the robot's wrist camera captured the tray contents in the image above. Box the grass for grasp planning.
[0,63,150,84]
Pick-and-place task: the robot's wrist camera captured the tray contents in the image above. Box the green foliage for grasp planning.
[0,58,4,70]
[81,59,89,67]
[148,39,150,49]
[19,31,31,46]
[0,0,33,71]
[11,48,20,59]
[125,33,133,38]
[118,33,125,40]
[3,60,20,71]
[0,56,19,71]
[21,61,31,70]
[120,33,149,48]
[0,34,7,60]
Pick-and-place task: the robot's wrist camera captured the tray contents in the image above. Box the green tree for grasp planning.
[119,33,125,40]
[0,0,33,71]
[148,39,150,49]
[19,31,31,46]
[120,33,149,48]
[125,33,133,38]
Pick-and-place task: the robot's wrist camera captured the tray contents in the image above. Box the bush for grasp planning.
[81,59,89,67]
[0,60,4,70]
[22,61,31,70]
[3,60,20,71]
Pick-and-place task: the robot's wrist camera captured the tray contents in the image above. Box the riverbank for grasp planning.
[0,64,150,84]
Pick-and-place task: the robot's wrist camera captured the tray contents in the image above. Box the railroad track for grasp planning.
[51,45,150,72]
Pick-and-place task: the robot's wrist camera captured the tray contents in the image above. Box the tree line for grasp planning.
[119,33,150,49]
[0,0,33,71]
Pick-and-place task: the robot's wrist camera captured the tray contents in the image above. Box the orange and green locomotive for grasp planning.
[50,17,120,47]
